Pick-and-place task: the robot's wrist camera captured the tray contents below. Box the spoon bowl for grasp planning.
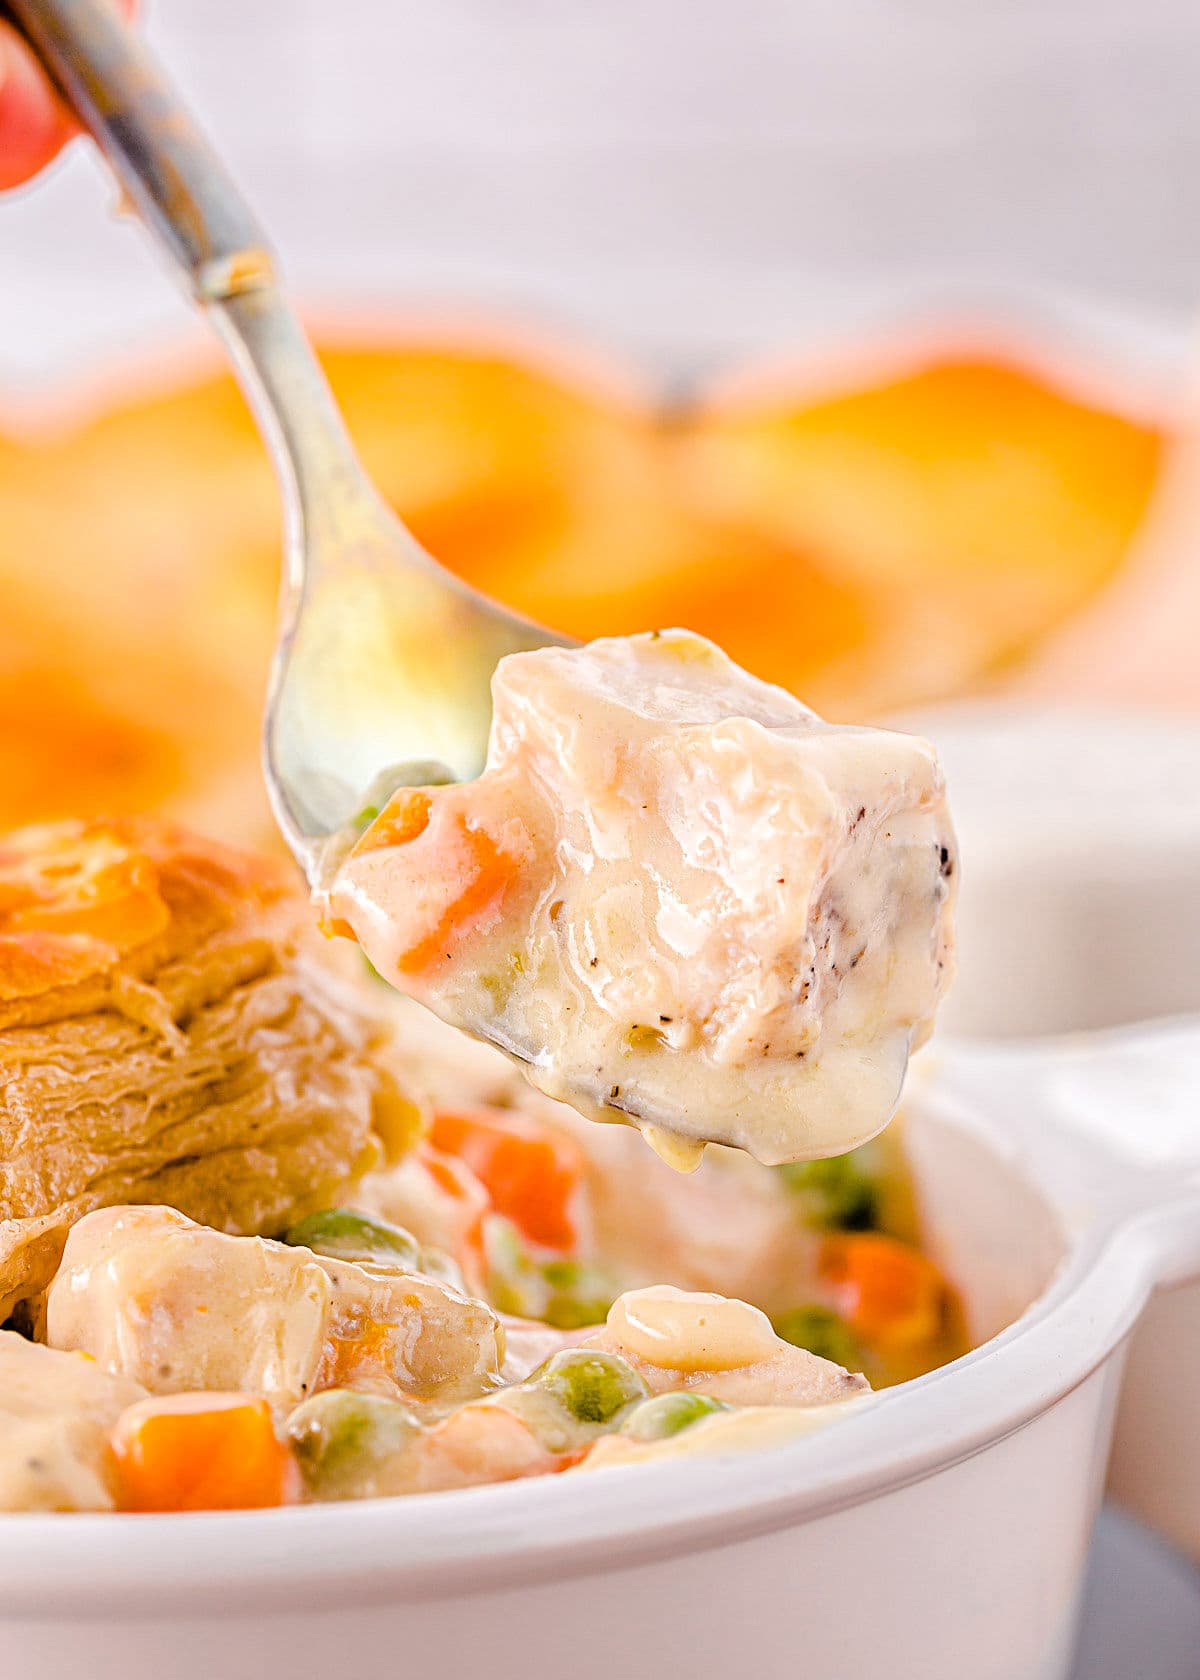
[210,289,562,882]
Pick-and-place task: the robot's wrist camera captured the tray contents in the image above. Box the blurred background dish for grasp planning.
[0,328,1178,842]
[903,703,1200,1039]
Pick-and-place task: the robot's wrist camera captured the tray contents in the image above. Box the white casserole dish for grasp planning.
[922,703,1200,1561]
[1,1016,1197,1680]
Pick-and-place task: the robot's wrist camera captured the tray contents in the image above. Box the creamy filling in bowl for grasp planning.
[3,1018,1197,1680]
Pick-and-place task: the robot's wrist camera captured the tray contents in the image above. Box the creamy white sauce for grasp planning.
[329,630,957,1164]
[579,1397,872,1471]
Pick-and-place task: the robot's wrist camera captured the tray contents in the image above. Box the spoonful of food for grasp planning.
[8,0,959,1168]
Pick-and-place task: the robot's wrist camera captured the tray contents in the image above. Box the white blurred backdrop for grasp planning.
[2,0,1199,390]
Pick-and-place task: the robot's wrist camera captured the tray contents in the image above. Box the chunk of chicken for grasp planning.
[329,630,956,1167]
[44,1206,503,1408]
[0,1329,146,1511]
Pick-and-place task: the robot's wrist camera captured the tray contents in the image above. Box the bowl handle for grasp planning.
[933,1013,1200,1288]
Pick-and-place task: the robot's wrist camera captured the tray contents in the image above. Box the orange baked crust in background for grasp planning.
[0,336,1165,846]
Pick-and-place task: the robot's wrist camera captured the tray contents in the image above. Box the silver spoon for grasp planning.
[6,0,564,886]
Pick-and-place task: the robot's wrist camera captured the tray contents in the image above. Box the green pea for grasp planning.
[776,1147,881,1231]
[772,1305,862,1370]
[540,1260,617,1331]
[416,1244,465,1290]
[532,1349,648,1424]
[620,1392,730,1442]
[287,1389,418,1498]
[283,1209,421,1269]
[483,1219,616,1328]
[482,1217,535,1317]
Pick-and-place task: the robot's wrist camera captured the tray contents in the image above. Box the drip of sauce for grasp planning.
[641,1126,707,1173]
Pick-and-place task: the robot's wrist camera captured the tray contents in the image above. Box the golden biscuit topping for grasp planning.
[0,817,296,1024]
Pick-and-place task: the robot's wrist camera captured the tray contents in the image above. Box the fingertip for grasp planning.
[0,23,75,191]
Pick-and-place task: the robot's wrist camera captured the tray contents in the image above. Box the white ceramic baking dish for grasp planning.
[1,1015,1196,1680]
[921,703,1200,1563]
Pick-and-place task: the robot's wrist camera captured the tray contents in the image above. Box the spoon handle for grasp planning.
[4,0,273,301]
[7,0,387,561]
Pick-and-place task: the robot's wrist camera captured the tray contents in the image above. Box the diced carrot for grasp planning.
[817,1232,946,1351]
[111,1393,294,1513]
[352,788,432,856]
[395,819,516,975]
[324,790,434,936]
[431,1107,584,1252]
[349,792,520,977]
